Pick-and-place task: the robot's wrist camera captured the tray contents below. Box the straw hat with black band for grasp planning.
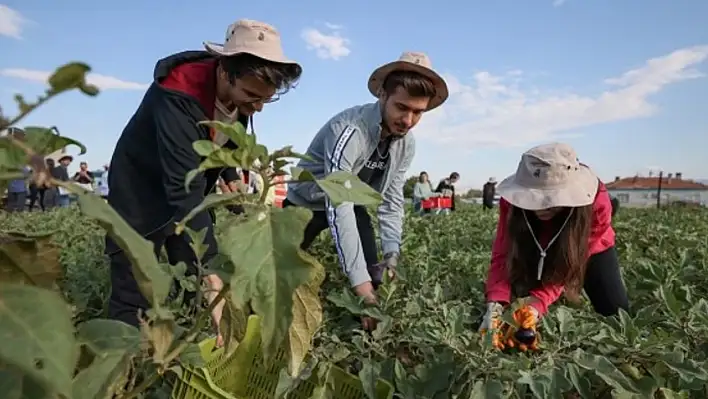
[496,142,599,211]
[367,51,449,111]
[203,19,301,69]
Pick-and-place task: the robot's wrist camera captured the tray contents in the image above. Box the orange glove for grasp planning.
[505,306,541,352]
[480,304,541,352]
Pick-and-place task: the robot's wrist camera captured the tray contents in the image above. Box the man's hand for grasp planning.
[353,282,378,331]
[203,274,226,347]
[367,252,399,289]
[218,179,245,194]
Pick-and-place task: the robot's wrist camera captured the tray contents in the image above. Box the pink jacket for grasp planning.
[485,182,615,315]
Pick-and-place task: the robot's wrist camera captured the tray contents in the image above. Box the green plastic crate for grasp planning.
[171,315,394,399]
[170,337,242,399]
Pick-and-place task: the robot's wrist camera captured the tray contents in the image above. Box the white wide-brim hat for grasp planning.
[204,19,300,68]
[496,142,599,211]
[367,52,448,111]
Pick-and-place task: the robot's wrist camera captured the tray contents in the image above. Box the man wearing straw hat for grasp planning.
[105,19,302,330]
[285,52,448,327]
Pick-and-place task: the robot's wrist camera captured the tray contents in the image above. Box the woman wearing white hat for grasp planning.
[479,142,629,347]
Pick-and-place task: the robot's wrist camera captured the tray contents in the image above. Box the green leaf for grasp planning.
[572,349,640,393]
[198,121,249,148]
[657,388,690,399]
[218,205,318,363]
[23,126,87,157]
[0,284,78,397]
[178,343,206,368]
[0,363,52,399]
[660,353,708,383]
[315,171,383,207]
[517,370,551,399]
[0,232,62,289]
[71,352,130,399]
[76,319,141,355]
[75,192,170,307]
[47,62,92,92]
[192,140,220,157]
[358,358,381,399]
[289,166,316,182]
[271,145,314,162]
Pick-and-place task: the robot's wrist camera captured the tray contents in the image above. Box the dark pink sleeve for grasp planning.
[528,284,564,315]
[485,199,512,304]
[588,182,615,255]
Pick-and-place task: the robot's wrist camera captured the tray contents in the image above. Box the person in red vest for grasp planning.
[479,143,629,347]
[105,19,302,332]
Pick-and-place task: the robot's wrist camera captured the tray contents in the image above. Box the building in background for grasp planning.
[606,172,708,207]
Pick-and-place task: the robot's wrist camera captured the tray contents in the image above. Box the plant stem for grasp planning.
[121,371,160,399]
[3,92,57,130]
[162,284,230,365]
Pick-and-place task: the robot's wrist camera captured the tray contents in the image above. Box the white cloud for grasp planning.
[324,22,343,30]
[0,4,26,39]
[0,68,149,90]
[301,27,351,61]
[416,45,708,149]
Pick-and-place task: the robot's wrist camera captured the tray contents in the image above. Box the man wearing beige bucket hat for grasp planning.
[285,52,448,328]
[105,19,302,331]
[479,142,629,349]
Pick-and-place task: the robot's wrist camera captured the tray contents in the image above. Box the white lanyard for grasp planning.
[523,209,573,280]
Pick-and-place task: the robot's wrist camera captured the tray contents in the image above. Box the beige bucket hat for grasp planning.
[496,142,599,211]
[368,52,449,110]
[204,19,300,67]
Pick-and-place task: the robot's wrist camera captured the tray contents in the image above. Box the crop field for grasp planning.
[2,204,707,398]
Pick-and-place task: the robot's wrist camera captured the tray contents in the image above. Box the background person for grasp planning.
[435,172,460,212]
[413,171,437,214]
[53,155,73,207]
[479,143,629,347]
[482,177,497,210]
[73,161,95,192]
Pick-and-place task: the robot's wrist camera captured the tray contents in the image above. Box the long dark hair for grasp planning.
[505,204,593,301]
[418,171,429,183]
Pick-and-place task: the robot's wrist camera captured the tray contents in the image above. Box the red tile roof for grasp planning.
[605,176,708,190]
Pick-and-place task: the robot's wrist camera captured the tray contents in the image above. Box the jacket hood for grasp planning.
[153,51,215,81]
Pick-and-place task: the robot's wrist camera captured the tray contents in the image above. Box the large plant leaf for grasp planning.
[287,254,325,376]
[74,192,170,308]
[572,349,640,393]
[0,363,51,399]
[76,319,142,355]
[23,126,86,157]
[0,284,78,397]
[315,171,383,206]
[71,352,131,399]
[218,205,316,362]
[0,232,62,289]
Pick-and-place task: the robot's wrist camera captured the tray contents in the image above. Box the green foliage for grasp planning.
[403,175,418,199]
[1,61,707,399]
[307,206,708,398]
[0,61,383,398]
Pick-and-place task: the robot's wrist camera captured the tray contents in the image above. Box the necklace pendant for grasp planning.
[537,251,546,281]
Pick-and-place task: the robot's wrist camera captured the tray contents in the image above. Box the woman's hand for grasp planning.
[479,302,505,348]
[203,274,226,347]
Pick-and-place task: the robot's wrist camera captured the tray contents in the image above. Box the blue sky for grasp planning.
[1,0,706,191]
